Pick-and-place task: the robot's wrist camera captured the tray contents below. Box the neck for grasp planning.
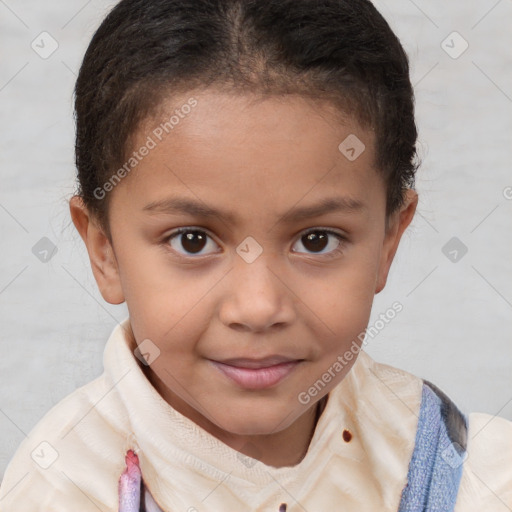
[142,360,328,468]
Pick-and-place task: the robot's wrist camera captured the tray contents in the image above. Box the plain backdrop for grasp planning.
[1,0,511,481]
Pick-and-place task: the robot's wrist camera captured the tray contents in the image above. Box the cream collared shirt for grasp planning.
[0,317,510,511]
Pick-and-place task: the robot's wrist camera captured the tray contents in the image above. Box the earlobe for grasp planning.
[69,196,125,305]
[375,189,418,294]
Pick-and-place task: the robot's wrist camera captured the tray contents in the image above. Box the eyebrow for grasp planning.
[142,195,365,224]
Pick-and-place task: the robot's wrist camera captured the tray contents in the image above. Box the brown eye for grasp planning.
[167,228,219,257]
[292,228,345,257]
[181,231,207,253]
[302,231,329,252]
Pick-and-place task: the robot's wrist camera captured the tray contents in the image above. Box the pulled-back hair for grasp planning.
[74,0,418,237]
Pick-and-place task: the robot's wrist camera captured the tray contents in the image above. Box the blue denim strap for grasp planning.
[398,381,468,511]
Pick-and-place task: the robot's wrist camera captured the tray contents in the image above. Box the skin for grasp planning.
[70,88,417,468]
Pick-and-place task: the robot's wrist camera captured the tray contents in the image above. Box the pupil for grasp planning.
[182,231,206,253]
[303,231,328,252]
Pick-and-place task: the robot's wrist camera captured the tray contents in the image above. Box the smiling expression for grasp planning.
[74,88,416,448]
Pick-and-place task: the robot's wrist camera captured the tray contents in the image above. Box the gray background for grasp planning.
[1,0,511,481]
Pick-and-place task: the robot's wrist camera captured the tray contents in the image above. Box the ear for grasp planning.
[375,189,418,294]
[69,196,125,305]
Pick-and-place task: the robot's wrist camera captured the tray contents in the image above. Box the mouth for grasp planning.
[213,355,303,369]
[208,357,304,390]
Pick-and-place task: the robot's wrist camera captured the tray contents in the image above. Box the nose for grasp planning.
[218,251,295,333]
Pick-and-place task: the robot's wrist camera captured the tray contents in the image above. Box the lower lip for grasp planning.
[210,360,301,390]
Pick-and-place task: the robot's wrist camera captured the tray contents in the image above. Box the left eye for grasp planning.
[291,229,346,257]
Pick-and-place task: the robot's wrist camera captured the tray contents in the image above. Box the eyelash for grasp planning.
[162,226,347,261]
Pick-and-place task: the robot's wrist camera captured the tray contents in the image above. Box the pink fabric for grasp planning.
[118,450,165,512]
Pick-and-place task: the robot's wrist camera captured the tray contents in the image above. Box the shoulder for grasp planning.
[455,412,512,511]
[328,350,425,451]
[325,350,425,507]
[343,352,512,509]
[354,349,425,405]
[0,373,129,512]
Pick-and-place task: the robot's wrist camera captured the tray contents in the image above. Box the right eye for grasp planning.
[164,227,221,258]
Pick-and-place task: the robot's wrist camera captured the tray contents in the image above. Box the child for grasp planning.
[1,0,510,510]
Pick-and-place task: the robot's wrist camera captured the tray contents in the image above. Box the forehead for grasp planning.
[113,89,384,222]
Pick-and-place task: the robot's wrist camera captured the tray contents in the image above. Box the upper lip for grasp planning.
[212,356,302,369]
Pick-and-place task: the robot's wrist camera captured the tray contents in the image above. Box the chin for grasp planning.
[222,423,280,437]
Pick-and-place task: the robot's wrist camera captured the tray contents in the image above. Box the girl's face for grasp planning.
[75,89,416,450]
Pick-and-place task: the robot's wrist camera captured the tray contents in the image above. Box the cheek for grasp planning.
[299,250,380,363]
[320,287,373,358]
[114,236,211,336]
[306,254,379,325]
[124,270,223,373]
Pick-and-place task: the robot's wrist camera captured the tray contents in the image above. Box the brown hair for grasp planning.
[74,0,419,239]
